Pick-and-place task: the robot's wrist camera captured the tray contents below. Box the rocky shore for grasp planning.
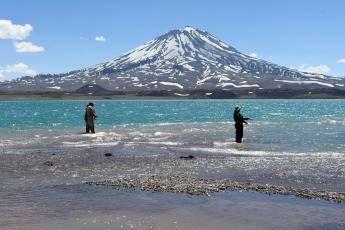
[86,174,345,204]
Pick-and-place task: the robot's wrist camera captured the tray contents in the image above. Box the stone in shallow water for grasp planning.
[180,155,195,159]
[42,161,54,166]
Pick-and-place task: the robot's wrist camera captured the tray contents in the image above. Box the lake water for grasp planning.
[1,99,344,229]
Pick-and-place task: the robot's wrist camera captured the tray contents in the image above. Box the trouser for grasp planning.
[235,123,243,143]
[86,120,95,133]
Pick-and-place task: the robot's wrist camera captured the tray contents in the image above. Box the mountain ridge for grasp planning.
[1,26,344,91]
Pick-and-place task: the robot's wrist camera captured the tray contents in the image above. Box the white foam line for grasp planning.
[177,146,316,157]
[125,141,182,146]
[62,141,120,147]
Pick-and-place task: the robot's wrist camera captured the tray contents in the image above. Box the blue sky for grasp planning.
[1,0,345,81]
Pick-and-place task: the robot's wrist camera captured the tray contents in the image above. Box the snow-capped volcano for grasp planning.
[1,26,344,91]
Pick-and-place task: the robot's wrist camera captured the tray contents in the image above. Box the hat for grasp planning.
[235,106,241,111]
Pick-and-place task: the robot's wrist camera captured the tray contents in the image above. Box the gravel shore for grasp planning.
[87,174,345,204]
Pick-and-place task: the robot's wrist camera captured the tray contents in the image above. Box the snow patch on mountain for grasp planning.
[218,82,260,88]
[160,82,184,89]
[274,80,334,87]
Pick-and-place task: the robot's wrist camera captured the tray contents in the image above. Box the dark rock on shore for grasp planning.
[180,155,195,159]
[86,175,345,204]
[42,161,54,166]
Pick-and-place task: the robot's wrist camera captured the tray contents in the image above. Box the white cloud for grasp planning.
[0,19,32,40]
[336,59,345,64]
[298,64,330,74]
[0,67,4,81]
[4,63,36,75]
[95,36,106,42]
[249,53,259,58]
[13,41,44,52]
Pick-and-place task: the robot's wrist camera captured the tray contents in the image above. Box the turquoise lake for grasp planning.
[1,99,345,154]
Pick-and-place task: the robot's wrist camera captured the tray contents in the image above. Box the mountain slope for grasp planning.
[1,26,344,91]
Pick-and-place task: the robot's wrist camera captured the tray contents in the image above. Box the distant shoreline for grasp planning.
[1,88,345,100]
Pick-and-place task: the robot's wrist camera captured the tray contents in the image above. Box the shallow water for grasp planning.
[1,99,344,229]
[2,181,344,230]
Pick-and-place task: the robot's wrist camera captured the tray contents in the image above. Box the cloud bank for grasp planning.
[336,59,345,64]
[298,64,330,74]
[14,42,44,52]
[95,36,106,42]
[0,67,4,81]
[0,20,32,40]
[0,20,43,79]
[4,63,36,75]
[0,63,36,81]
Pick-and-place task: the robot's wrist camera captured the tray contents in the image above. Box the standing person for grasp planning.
[85,102,98,133]
[233,105,250,143]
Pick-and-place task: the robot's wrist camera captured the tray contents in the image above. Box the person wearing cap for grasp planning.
[233,105,250,143]
[85,102,98,133]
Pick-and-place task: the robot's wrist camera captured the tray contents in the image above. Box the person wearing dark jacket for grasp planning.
[233,106,250,143]
[85,102,98,133]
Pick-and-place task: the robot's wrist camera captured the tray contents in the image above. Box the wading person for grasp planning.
[233,105,250,143]
[85,101,98,133]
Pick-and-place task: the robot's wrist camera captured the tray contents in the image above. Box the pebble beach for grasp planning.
[87,174,345,203]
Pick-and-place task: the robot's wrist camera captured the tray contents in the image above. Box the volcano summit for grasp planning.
[1,26,344,92]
